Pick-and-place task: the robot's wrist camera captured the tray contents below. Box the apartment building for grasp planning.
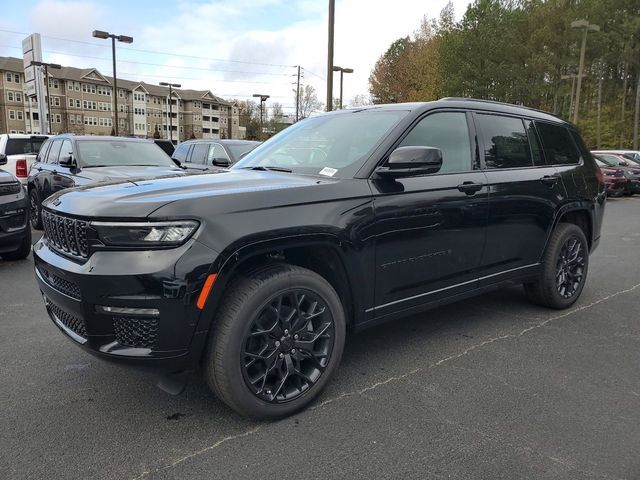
[0,56,245,141]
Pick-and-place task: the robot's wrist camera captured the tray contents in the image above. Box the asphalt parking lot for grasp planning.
[1,197,640,480]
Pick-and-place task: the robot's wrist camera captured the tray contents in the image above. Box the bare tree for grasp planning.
[295,85,323,119]
[350,94,372,107]
[270,102,284,122]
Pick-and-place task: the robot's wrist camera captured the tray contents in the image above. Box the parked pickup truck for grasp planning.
[0,134,49,185]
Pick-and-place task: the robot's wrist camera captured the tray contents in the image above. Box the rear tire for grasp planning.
[525,223,589,309]
[1,227,31,260]
[29,190,43,230]
[205,264,346,419]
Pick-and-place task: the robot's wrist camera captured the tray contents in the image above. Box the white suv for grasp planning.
[0,134,49,185]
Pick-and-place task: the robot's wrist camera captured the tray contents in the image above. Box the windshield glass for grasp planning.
[227,143,259,162]
[232,110,407,177]
[6,137,47,155]
[594,154,621,167]
[77,140,177,168]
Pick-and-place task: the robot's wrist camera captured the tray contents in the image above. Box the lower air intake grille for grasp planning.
[38,266,81,299]
[113,316,159,349]
[49,302,87,338]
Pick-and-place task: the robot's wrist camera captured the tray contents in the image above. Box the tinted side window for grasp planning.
[399,112,471,174]
[46,140,62,164]
[36,140,51,163]
[536,122,581,165]
[524,120,544,166]
[207,144,230,164]
[173,143,191,162]
[476,114,532,169]
[190,143,210,164]
[59,140,73,163]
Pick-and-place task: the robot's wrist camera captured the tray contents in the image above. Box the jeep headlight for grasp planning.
[91,220,199,247]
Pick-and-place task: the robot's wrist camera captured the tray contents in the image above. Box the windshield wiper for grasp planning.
[244,165,293,173]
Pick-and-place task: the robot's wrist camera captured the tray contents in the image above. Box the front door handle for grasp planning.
[457,181,483,195]
[540,175,559,186]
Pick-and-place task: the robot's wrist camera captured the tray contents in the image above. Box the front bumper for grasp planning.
[33,237,219,372]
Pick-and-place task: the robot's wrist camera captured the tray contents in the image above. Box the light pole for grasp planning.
[92,30,133,135]
[160,82,181,142]
[30,61,61,134]
[570,20,599,124]
[252,94,270,139]
[332,66,353,109]
[326,0,335,111]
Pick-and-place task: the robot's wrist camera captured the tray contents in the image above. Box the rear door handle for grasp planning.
[540,175,559,186]
[457,181,483,195]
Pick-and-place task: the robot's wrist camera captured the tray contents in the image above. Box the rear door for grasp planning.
[475,113,566,283]
[370,110,489,317]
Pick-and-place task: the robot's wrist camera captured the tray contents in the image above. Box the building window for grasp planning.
[15,92,21,102]
[55,114,61,123]
[75,99,81,108]
[69,98,74,107]
[17,111,23,121]
[75,82,80,91]
[9,110,15,120]
[67,82,72,90]
[6,73,12,82]
[69,115,75,125]
[14,74,20,83]
[53,97,60,107]
[7,92,13,101]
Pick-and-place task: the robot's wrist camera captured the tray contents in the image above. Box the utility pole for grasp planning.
[597,73,603,149]
[570,20,599,124]
[634,74,640,150]
[92,30,134,135]
[160,82,181,143]
[295,65,301,122]
[326,0,335,111]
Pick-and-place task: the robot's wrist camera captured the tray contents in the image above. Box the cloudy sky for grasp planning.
[0,0,469,115]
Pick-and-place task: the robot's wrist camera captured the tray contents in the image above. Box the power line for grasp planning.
[0,28,295,68]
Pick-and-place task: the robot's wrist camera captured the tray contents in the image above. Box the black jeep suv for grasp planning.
[33,99,605,419]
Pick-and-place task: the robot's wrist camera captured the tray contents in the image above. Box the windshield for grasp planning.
[233,110,407,177]
[621,153,640,165]
[594,154,622,167]
[227,143,259,162]
[77,140,177,168]
[6,137,47,155]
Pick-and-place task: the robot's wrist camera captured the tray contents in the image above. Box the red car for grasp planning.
[595,159,629,197]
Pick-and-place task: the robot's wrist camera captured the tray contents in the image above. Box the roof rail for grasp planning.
[439,97,565,122]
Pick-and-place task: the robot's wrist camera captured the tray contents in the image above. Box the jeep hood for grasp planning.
[43,169,337,218]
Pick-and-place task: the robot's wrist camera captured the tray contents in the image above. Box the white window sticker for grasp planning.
[319,167,338,177]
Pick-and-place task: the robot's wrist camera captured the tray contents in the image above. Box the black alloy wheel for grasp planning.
[555,236,586,299]
[241,289,335,403]
[29,190,42,229]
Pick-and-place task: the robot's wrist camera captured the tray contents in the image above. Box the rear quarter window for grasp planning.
[536,122,581,165]
[173,143,191,162]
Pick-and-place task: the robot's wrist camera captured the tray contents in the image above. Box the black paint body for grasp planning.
[33,100,605,373]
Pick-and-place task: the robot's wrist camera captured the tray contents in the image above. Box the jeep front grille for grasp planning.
[42,210,89,258]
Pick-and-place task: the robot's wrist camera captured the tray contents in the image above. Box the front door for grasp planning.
[369,111,489,318]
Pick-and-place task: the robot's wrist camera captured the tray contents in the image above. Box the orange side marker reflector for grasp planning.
[197,274,218,310]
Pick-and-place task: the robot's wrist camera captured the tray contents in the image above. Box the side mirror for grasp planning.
[59,155,76,167]
[0,153,6,166]
[212,158,230,167]
[376,146,443,178]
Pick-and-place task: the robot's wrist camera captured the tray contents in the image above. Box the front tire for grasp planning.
[525,223,589,309]
[205,264,346,419]
[29,190,43,230]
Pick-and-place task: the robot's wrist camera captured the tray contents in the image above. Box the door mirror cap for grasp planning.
[0,153,6,166]
[376,146,443,178]
[212,158,230,167]
[59,155,76,167]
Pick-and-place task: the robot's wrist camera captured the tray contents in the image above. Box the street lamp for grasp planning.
[92,30,133,135]
[252,94,270,139]
[332,66,353,109]
[30,61,61,135]
[570,20,599,124]
[160,82,181,142]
